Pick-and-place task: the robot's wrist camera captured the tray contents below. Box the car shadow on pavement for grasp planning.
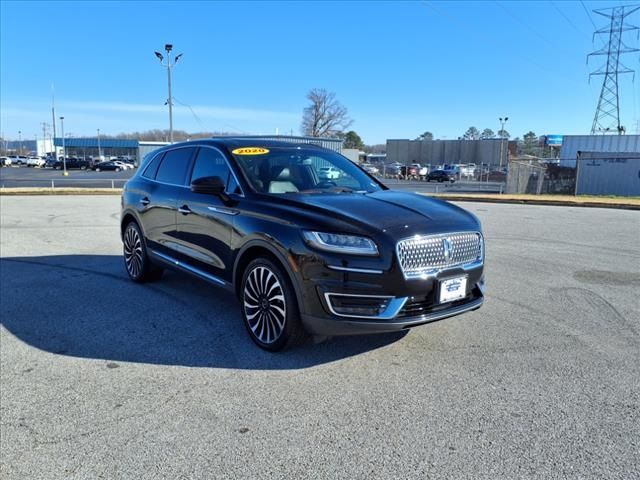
[0,255,407,370]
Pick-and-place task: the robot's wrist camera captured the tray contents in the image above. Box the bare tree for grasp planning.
[301,88,353,137]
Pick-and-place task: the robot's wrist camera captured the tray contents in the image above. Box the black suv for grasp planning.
[426,170,456,183]
[121,139,485,351]
[53,157,91,170]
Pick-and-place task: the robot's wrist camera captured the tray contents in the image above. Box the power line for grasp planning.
[422,1,568,79]
[550,0,588,38]
[494,0,558,50]
[172,96,205,129]
[580,0,598,30]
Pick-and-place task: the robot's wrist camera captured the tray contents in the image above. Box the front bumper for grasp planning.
[300,278,485,336]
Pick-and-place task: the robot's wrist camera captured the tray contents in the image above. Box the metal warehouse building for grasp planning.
[559,134,640,167]
[555,135,640,196]
[386,138,512,167]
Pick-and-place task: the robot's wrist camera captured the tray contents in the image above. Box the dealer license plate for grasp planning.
[439,276,467,303]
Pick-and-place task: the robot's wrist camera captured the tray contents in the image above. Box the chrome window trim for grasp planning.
[326,265,384,274]
[191,145,245,197]
[144,144,245,197]
[396,231,484,280]
[324,292,408,319]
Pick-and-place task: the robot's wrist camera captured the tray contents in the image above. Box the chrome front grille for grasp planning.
[396,232,483,278]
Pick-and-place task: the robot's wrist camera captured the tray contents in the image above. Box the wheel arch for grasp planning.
[120,209,144,239]
[233,240,304,309]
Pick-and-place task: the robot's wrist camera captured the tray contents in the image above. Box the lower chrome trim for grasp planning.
[150,249,228,287]
[326,265,384,274]
[207,206,239,216]
[324,292,408,320]
[394,295,484,326]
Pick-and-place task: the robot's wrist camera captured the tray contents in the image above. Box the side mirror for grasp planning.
[191,176,225,195]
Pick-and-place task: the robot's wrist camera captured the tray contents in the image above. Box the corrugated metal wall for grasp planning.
[576,152,640,196]
[559,135,640,167]
[386,139,506,166]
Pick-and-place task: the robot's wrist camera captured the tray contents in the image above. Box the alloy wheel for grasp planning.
[243,266,286,344]
[123,224,144,278]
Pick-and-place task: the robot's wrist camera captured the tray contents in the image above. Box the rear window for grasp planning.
[155,148,195,185]
[142,152,164,179]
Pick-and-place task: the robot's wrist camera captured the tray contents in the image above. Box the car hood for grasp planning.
[271,190,479,235]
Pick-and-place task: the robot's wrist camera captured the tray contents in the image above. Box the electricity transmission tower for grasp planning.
[587,4,640,135]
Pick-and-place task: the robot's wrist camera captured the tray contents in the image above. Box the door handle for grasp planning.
[140,197,150,206]
[178,205,192,215]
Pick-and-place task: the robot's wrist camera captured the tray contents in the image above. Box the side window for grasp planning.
[155,148,194,185]
[190,147,231,189]
[142,152,164,179]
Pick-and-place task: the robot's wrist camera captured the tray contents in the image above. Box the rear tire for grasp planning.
[240,257,308,351]
[123,221,163,283]
[96,168,101,172]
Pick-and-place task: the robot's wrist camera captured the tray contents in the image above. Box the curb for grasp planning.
[431,195,640,210]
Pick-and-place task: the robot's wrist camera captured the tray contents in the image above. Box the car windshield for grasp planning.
[232,146,384,194]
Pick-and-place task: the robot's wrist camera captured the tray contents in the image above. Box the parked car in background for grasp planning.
[116,161,135,170]
[385,164,402,176]
[426,170,456,183]
[362,163,379,175]
[11,156,28,165]
[93,161,124,172]
[53,158,90,170]
[26,157,46,167]
[400,165,419,177]
[411,163,428,176]
[318,166,341,180]
[487,170,507,182]
[459,164,476,177]
[1,156,12,167]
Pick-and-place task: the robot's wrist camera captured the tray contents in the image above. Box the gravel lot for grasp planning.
[1,196,638,479]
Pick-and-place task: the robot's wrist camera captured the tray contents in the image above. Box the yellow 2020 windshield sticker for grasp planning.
[232,147,270,155]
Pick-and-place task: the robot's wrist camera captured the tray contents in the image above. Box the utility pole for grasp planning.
[60,117,68,176]
[154,44,183,143]
[587,5,640,135]
[18,130,22,156]
[51,85,57,161]
[41,122,48,156]
[97,128,102,159]
[498,117,509,170]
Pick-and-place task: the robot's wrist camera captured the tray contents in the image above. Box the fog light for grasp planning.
[326,294,392,317]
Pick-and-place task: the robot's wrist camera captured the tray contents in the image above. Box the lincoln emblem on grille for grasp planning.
[442,238,452,262]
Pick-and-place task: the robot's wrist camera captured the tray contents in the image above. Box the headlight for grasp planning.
[302,231,378,256]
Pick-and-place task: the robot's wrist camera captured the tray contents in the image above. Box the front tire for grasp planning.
[123,221,163,283]
[240,258,308,351]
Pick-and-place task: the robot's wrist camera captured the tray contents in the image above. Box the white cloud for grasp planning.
[60,100,298,122]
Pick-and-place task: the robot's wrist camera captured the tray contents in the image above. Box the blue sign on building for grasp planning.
[546,135,563,146]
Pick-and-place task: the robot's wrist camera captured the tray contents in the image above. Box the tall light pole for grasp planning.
[498,116,509,170]
[18,130,22,155]
[154,44,183,143]
[60,116,68,176]
[97,128,102,160]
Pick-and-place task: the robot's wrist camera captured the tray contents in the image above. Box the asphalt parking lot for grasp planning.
[0,165,133,189]
[1,196,638,479]
[0,165,503,193]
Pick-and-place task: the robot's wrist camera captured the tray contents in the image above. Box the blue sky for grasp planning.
[1,1,639,144]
